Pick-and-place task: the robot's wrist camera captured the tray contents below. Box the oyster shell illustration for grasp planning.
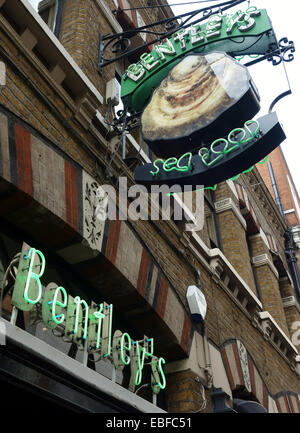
[141,52,260,158]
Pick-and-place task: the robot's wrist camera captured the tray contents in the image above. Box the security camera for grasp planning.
[186,285,207,323]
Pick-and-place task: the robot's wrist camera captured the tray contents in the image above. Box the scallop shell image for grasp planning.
[141,52,260,158]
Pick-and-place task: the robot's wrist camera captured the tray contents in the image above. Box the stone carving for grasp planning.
[83,171,105,251]
[237,340,252,393]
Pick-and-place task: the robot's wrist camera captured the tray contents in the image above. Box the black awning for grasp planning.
[233,399,268,413]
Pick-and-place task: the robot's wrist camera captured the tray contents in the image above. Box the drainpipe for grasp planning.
[53,0,64,39]
[202,325,213,389]
[268,161,300,302]
[284,228,300,302]
[268,161,285,217]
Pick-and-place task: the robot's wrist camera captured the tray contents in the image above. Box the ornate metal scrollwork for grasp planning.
[244,38,295,68]
[111,37,131,54]
[165,18,178,32]
[267,38,295,66]
[107,107,140,134]
[98,0,247,74]
[202,8,213,18]
[279,37,295,62]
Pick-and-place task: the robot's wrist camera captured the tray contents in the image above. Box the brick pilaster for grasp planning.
[214,183,257,295]
[166,369,212,413]
[250,237,290,337]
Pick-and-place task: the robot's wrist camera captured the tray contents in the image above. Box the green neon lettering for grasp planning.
[198,120,260,169]
[24,248,45,305]
[229,151,268,182]
[104,304,113,357]
[140,52,159,71]
[197,184,218,192]
[229,173,241,181]
[198,147,211,167]
[135,342,146,386]
[15,247,165,382]
[163,157,178,172]
[243,119,260,143]
[155,39,176,61]
[134,343,143,385]
[120,332,131,365]
[242,165,254,174]
[126,63,145,82]
[74,296,89,340]
[158,153,192,174]
[177,152,192,172]
[236,53,260,62]
[150,159,164,176]
[158,357,166,389]
[258,155,269,164]
[152,357,166,389]
[93,304,105,349]
[52,287,67,325]
[225,128,245,153]
[134,338,154,386]
[210,139,226,165]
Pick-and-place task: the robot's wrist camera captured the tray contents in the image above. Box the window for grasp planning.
[38,0,57,31]
[38,0,63,38]
[205,190,221,249]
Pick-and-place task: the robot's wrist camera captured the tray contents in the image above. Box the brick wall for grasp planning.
[257,147,300,227]
[214,182,257,294]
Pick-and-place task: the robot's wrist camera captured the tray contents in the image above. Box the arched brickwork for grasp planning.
[220,338,300,412]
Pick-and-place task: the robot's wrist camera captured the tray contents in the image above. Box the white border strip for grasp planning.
[0,318,165,413]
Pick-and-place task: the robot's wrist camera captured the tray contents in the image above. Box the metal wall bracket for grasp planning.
[97,0,248,74]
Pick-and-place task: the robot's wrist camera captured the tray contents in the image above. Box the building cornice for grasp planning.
[252,253,279,280]
[214,197,247,230]
[282,296,300,314]
[258,311,299,370]
[247,167,287,234]
[0,0,103,129]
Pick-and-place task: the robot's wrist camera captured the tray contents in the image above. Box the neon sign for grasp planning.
[149,120,260,178]
[121,7,275,112]
[134,112,286,190]
[12,245,166,394]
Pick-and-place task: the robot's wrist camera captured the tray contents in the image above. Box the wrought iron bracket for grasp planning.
[244,37,295,67]
[98,0,248,74]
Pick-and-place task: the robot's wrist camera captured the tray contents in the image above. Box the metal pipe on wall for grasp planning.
[268,161,300,302]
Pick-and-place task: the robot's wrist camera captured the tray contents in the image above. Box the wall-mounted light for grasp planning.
[186,285,207,323]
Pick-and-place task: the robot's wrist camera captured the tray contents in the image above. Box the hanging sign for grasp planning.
[140,52,260,158]
[121,7,276,112]
[11,243,166,394]
[134,112,286,190]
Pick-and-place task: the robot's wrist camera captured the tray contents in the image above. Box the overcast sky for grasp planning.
[27,0,299,194]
